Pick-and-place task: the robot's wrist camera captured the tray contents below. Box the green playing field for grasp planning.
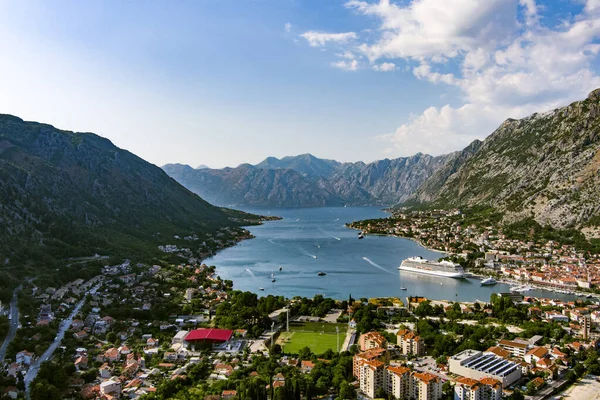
[278,323,346,355]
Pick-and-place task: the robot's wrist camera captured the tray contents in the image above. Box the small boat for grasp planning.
[440,282,443,286]
[587,294,593,298]
[400,287,407,290]
[259,287,264,291]
[358,234,364,239]
[480,277,497,286]
[271,278,276,282]
[313,255,317,259]
[279,266,283,271]
[318,271,327,276]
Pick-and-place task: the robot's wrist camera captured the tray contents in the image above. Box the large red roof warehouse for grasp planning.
[184,329,233,343]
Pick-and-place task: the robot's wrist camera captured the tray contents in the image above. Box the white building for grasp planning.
[449,350,522,388]
[100,378,122,396]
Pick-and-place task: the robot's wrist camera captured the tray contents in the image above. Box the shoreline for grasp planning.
[347,225,448,256]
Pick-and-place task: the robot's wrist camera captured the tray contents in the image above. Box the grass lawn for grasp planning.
[279,321,347,355]
[288,321,346,333]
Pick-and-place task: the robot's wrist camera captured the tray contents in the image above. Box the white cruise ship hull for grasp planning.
[398,265,464,278]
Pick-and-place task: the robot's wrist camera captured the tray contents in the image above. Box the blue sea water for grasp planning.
[206,207,578,302]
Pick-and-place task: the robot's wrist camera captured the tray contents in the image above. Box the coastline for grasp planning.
[347,224,448,256]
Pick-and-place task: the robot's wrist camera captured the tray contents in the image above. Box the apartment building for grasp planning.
[454,376,502,400]
[358,359,385,398]
[411,372,443,400]
[353,348,389,378]
[385,365,411,399]
[397,329,424,356]
[359,331,387,351]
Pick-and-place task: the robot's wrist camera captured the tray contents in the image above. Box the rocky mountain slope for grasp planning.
[163,153,451,208]
[0,114,254,270]
[162,163,342,207]
[411,89,600,229]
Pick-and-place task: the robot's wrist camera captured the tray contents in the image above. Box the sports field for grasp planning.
[278,321,346,355]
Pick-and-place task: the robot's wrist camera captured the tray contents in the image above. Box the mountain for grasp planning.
[0,114,257,274]
[162,163,342,207]
[411,89,600,229]
[329,153,452,205]
[163,153,451,208]
[255,154,341,178]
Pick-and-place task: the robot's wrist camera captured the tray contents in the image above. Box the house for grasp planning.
[525,347,549,364]
[16,350,34,366]
[99,378,121,397]
[222,390,237,399]
[71,319,84,330]
[74,356,88,371]
[103,347,121,362]
[301,360,315,373]
[215,363,234,376]
[73,331,89,340]
[99,363,112,379]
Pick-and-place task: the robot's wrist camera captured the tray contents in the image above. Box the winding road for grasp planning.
[24,283,100,399]
[0,285,22,362]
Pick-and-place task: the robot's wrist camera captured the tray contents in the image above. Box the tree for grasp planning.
[270,343,282,356]
[338,380,356,399]
[298,346,313,360]
[106,331,117,343]
[374,387,387,399]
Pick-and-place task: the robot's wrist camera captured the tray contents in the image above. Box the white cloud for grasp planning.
[300,31,358,47]
[413,63,456,84]
[336,51,357,59]
[285,22,292,33]
[373,62,396,71]
[300,0,600,156]
[345,0,516,61]
[331,59,359,71]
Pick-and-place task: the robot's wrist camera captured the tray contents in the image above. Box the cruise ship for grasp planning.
[398,256,465,278]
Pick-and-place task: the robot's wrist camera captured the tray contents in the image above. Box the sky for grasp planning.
[1,1,600,168]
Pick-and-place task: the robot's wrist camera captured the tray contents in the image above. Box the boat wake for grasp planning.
[268,239,285,248]
[362,257,396,275]
[318,228,341,241]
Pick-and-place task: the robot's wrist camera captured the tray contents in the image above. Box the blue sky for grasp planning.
[1,1,600,168]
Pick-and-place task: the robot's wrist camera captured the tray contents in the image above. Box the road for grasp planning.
[24,283,100,399]
[0,285,22,362]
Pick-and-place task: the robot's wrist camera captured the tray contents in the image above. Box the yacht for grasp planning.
[400,287,407,290]
[480,277,497,286]
[510,285,532,293]
[399,256,465,278]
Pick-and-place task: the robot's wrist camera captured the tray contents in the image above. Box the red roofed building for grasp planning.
[184,328,233,349]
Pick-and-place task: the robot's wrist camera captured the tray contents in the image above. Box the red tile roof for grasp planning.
[185,328,233,342]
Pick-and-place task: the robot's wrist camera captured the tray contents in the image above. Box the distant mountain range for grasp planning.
[0,114,257,274]
[164,89,600,230]
[163,152,451,208]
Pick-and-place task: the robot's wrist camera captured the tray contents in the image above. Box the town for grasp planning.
[1,228,600,400]
[348,208,600,296]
